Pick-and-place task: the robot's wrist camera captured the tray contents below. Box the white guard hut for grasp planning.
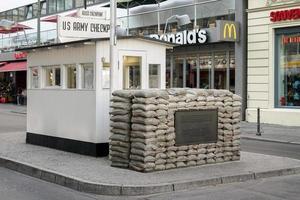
[23,37,173,156]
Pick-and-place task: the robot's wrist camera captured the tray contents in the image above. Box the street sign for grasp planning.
[57,16,110,39]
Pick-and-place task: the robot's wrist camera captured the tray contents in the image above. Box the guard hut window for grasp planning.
[65,64,77,89]
[44,66,61,87]
[149,64,160,88]
[30,67,39,89]
[81,63,94,89]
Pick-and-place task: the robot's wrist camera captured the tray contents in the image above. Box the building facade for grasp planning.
[247,0,300,126]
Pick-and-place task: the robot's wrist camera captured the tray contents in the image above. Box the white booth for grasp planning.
[23,37,173,156]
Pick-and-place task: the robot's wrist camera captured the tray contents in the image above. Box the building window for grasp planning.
[214,52,227,89]
[173,56,184,87]
[57,0,65,12]
[199,53,212,89]
[48,0,57,14]
[18,7,25,21]
[41,1,47,16]
[75,0,84,8]
[123,56,141,89]
[65,64,77,89]
[44,66,61,87]
[32,3,38,17]
[276,28,300,108]
[149,64,160,88]
[12,9,18,22]
[6,10,13,21]
[166,56,171,88]
[25,5,33,19]
[81,63,94,89]
[30,67,39,89]
[186,55,198,88]
[65,0,73,10]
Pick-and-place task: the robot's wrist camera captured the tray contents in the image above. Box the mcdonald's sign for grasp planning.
[217,20,240,42]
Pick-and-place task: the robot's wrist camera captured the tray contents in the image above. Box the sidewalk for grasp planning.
[0,103,27,115]
[241,122,300,144]
[1,131,300,196]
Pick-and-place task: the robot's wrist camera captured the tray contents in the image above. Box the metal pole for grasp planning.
[157,0,160,33]
[37,0,41,46]
[127,2,129,35]
[256,107,261,136]
[194,0,197,29]
[110,0,117,94]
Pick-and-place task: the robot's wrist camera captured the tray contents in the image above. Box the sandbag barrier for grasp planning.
[109,89,242,172]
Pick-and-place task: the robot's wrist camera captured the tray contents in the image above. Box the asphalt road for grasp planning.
[0,105,26,134]
[0,167,299,200]
[141,174,300,200]
[241,139,300,160]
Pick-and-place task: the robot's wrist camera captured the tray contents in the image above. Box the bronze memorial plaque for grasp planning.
[175,109,218,145]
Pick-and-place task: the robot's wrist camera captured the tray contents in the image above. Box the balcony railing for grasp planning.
[0,29,57,52]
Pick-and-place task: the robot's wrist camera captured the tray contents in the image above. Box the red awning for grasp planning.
[0,61,27,72]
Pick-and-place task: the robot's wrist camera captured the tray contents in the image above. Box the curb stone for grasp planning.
[242,136,300,145]
[0,156,300,196]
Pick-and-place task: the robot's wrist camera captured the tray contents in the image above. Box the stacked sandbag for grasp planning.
[129,90,169,172]
[109,91,133,168]
[232,94,242,161]
[109,88,242,172]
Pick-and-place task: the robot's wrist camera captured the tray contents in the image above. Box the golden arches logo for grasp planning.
[223,23,237,40]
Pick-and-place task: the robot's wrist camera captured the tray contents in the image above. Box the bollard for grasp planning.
[256,107,262,136]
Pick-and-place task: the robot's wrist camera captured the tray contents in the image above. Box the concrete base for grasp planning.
[1,132,300,196]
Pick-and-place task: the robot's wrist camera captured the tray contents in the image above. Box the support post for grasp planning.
[256,107,262,136]
[110,0,117,94]
[235,0,248,121]
[37,0,41,46]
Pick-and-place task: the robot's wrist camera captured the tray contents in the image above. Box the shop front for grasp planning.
[0,51,27,104]
[247,0,300,126]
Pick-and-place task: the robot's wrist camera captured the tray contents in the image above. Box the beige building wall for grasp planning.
[247,0,300,126]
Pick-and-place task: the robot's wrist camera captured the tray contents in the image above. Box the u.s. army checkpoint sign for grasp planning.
[57,16,110,39]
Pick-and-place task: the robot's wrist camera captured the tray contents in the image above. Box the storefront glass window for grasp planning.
[82,63,94,89]
[276,29,300,107]
[65,65,76,89]
[186,55,198,88]
[123,56,141,89]
[149,64,160,88]
[229,51,235,93]
[199,53,212,89]
[30,67,39,89]
[214,52,227,89]
[173,56,184,88]
[166,56,171,88]
[45,66,61,87]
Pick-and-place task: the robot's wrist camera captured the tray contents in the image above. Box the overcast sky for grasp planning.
[0,0,37,12]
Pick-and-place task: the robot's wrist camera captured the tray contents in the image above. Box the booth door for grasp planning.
[119,51,147,90]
